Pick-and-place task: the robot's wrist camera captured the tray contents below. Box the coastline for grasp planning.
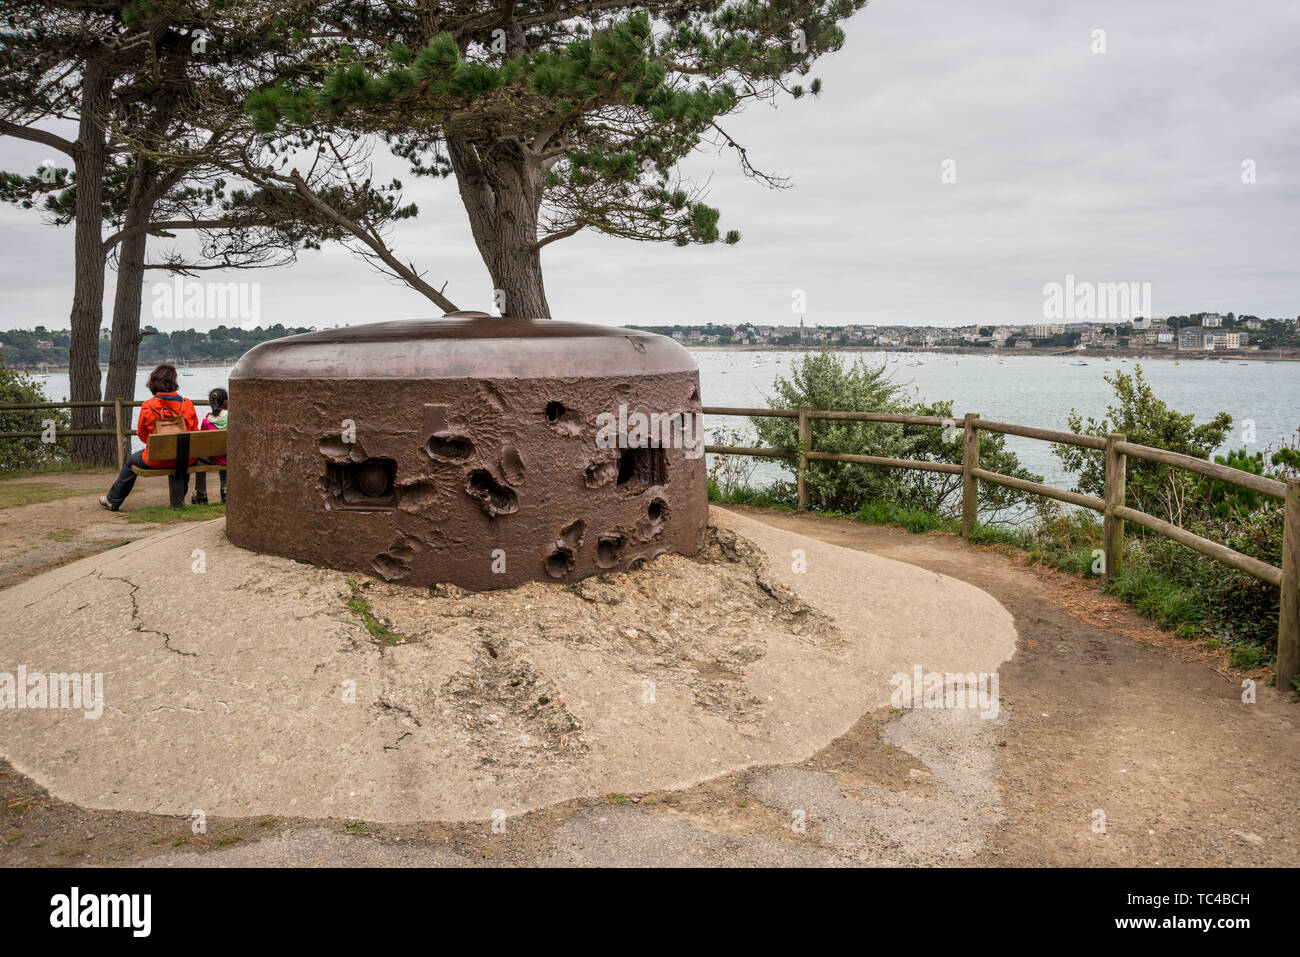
[11,346,1300,373]
[685,345,1300,361]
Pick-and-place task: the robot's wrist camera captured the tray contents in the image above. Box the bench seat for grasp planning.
[131,429,228,499]
[132,463,227,475]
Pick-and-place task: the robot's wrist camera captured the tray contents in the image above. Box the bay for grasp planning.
[33,351,1299,489]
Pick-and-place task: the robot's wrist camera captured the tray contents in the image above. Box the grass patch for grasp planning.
[125,502,226,524]
[713,482,1025,547]
[854,500,956,534]
[214,834,241,846]
[0,461,107,480]
[1103,566,1205,628]
[965,523,1027,548]
[0,482,93,510]
[45,527,78,542]
[345,579,406,645]
[344,820,368,834]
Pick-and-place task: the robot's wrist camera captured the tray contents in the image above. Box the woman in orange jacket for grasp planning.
[100,364,199,511]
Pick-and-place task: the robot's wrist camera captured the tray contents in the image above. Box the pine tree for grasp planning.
[249,0,867,319]
[1,1,451,461]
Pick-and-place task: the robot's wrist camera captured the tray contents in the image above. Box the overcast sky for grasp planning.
[1,0,1297,332]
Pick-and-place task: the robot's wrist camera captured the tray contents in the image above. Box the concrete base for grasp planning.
[0,508,1016,823]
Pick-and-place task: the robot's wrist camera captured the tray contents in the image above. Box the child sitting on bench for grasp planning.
[193,387,228,504]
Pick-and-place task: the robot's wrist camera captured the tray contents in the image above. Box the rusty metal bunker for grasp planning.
[225,314,708,590]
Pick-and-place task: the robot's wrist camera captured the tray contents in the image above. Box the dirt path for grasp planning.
[1,502,1296,867]
[0,469,181,589]
[726,506,1300,866]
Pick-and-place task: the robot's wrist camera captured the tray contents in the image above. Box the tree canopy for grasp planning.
[248,0,866,317]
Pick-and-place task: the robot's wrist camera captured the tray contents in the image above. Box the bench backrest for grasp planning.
[146,429,227,459]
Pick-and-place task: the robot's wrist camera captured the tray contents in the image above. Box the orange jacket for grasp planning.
[139,393,199,468]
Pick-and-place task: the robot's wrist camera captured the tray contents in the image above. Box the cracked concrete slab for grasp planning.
[740,707,1005,865]
[0,508,1016,824]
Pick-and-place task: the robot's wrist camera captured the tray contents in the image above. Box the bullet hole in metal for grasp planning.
[617,450,636,485]
[596,534,626,568]
[465,468,518,517]
[427,433,474,460]
[373,538,417,581]
[648,498,668,524]
[373,554,408,580]
[500,443,525,485]
[545,547,575,579]
[585,458,619,488]
[544,401,581,436]
[616,447,667,488]
[559,519,586,549]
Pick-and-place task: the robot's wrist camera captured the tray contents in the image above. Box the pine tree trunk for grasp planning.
[445,134,551,319]
[103,196,153,424]
[67,60,113,465]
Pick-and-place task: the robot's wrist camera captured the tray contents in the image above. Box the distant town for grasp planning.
[2,312,1299,369]
[628,313,1300,356]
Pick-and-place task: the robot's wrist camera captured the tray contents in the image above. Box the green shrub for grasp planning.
[1229,642,1270,670]
[1195,448,1268,520]
[1052,365,1232,523]
[1132,508,1282,649]
[750,352,911,512]
[1052,370,1284,658]
[0,358,71,473]
[750,351,1041,520]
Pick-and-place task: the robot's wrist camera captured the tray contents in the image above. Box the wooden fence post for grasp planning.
[1277,479,1300,693]
[1103,432,1127,579]
[796,406,811,511]
[113,398,125,471]
[961,412,979,536]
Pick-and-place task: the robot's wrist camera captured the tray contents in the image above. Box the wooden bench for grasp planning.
[132,430,227,507]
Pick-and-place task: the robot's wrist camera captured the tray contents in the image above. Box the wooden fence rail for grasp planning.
[1,399,211,470]
[702,404,1300,690]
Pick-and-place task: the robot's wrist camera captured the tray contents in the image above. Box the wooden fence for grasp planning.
[0,399,211,471]
[703,405,1300,690]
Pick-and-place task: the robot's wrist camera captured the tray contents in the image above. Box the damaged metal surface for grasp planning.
[226,314,708,589]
